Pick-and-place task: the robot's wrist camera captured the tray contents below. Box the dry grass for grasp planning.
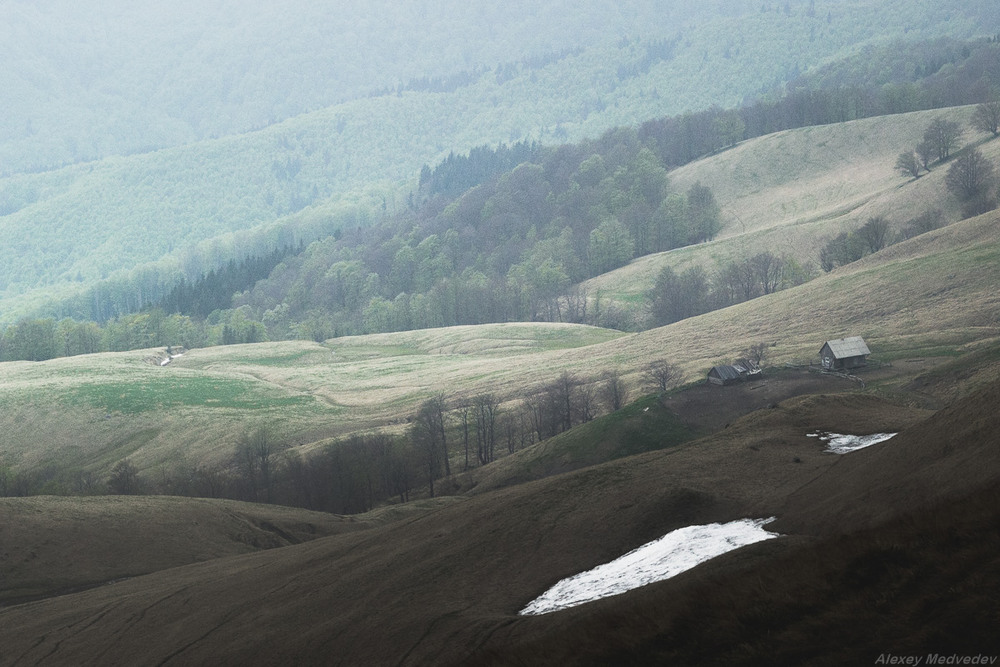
[1,374,994,665]
[2,110,999,480]
[0,323,625,474]
[2,206,998,477]
[586,105,992,302]
[0,495,367,605]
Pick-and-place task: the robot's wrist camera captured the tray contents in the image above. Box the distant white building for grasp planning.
[819,336,870,371]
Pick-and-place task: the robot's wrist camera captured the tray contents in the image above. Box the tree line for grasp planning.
[11,39,1000,361]
[648,251,814,327]
[0,361,683,513]
[640,39,1000,171]
[232,132,722,341]
[0,308,266,362]
[827,108,999,274]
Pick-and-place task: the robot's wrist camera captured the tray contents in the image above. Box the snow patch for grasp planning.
[159,352,185,367]
[807,431,897,454]
[519,518,779,616]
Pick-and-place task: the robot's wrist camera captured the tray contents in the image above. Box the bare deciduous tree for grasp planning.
[856,216,891,254]
[972,98,1000,137]
[107,458,141,495]
[601,370,630,412]
[575,382,598,424]
[923,118,963,163]
[947,148,998,218]
[645,359,678,392]
[740,342,770,366]
[899,209,944,241]
[411,395,450,496]
[237,425,279,503]
[895,150,922,178]
[946,148,996,202]
[414,394,450,477]
[915,140,935,172]
[550,371,579,433]
[752,252,785,295]
[474,393,500,466]
[562,285,589,324]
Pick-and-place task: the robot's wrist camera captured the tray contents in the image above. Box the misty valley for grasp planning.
[2,1,1000,665]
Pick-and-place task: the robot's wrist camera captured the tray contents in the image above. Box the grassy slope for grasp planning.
[0,323,625,473]
[4,110,1000,478]
[4,372,996,664]
[585,105,992,306]
[472,375,1000,666]
[0,495,368,606]
[447,393,697,496]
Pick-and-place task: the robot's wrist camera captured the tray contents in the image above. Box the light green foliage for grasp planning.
[686,182,722,243]
[2,0,996,326]
[0,319,59,361]
[68,375,314,415]
[589,219,635,275]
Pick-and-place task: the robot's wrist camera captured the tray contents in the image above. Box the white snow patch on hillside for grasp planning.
[519,518,780,616]
[159,353,185,367]
[807,431,897,454]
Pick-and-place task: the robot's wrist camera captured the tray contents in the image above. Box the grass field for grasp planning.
[2,109,999,482]
[2,105,1000,665]
[585,105,994,307]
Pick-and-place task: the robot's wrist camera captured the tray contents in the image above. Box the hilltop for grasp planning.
[2,1,999,324]
[2,107,999,489]
[585,104,993,310]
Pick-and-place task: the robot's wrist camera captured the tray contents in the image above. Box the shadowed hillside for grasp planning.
[470,378,1000,666]
[0,496,367,606]
[1,367,997,664]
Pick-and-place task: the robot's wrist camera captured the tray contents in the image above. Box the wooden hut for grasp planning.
[819,336,870,371]
[708,365,744,386]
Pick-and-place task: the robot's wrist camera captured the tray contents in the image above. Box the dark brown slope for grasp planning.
[0,496,368,607]
[0,393,929,666]
[774,375,1000,536]
[470,378,1000,666]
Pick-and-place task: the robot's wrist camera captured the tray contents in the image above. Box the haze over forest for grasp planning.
[3,2,1000,664]
[2,0,998,331]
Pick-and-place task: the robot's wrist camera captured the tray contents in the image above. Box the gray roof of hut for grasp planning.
[709,365,745,382]
[822,336,870,359]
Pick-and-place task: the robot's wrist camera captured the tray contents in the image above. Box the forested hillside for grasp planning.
[2,0,999,331]
[5,35,1000,361]
[2,0,726,173]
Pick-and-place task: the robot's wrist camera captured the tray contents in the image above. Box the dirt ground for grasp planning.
[663,360,939,435]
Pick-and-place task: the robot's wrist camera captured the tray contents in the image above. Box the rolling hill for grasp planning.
[3,108,1000,485]
[0,495,366,606]
[585,104,995,310]
[3,0,999,325]
[2,91,1000,663]
[0,357,997,664]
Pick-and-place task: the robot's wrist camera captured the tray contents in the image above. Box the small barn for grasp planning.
[819,336,870,371]
[708,365,745,386]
